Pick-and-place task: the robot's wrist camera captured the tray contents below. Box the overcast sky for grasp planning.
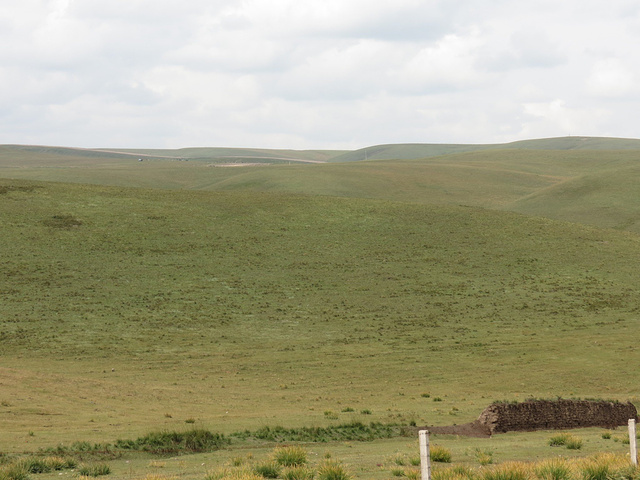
[2,0,640,149]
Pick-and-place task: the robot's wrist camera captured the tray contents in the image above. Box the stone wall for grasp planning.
[477,399,637,434]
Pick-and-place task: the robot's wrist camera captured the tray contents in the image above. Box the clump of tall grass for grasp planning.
[243,421,398,443]
[430,445,452,463]
[140,475,178,480]
[473,448,494,466]
[253,462,281,479]
[565,437,583,450]
[77,462,111,477]
[12,456,77,475]
[317,461,352,480]
[392,455,407,466]
[535,458,571,480]
[0,463,30,480]
[282,465,315,480]
[430,455,638,480]
[115,428,229,454]
[548,433,572,446]
[206,467,263,480]
[548,433,582,449]
[404,469,421,480]
[481,462,531,480]
[273,446,308,466]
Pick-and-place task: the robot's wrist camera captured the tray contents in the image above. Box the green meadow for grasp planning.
[2,137,640,479]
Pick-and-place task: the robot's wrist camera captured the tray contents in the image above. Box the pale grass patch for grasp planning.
[481,461,534,480]
[142,475,178,480]
[148,460,166,468]
[404,468,420,480]
[206,466,264,480]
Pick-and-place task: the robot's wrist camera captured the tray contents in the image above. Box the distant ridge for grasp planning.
[331,136,640,162]
[3,136,640,165]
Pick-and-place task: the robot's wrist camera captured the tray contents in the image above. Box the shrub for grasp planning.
[601,432,612,440]
[391,467,405,476]
[273,446,308,467]
[254,462,281,479]
[360,409,372,415]
[317,461,351,480]
[430,445,452,463]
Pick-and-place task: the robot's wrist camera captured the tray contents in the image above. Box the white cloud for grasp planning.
[1,0,640,148]
[586,59,637,98]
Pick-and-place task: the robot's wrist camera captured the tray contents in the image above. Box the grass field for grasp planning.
[2,137,640,478]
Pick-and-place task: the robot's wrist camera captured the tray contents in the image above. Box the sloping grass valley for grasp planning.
[2,177,640,448]
[2,137,640,479]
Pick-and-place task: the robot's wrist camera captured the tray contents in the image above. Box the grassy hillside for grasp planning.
[3,140,640,233]
[2,178,640,453]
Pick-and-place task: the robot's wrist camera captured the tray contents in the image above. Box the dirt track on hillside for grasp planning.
[426,420,492,437]
[416,420,492,437]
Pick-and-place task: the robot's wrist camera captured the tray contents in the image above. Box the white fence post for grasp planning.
[629,419,637,466]
[419,429,431,480]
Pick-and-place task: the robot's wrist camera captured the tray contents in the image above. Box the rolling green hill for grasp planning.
[330,136,640,162]
[3,139,640,233]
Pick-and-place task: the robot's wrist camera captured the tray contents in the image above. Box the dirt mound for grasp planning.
[421,399,637,437]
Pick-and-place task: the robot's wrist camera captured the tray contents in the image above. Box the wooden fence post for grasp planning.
[629,419,638,466]
[419,429,431,480]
